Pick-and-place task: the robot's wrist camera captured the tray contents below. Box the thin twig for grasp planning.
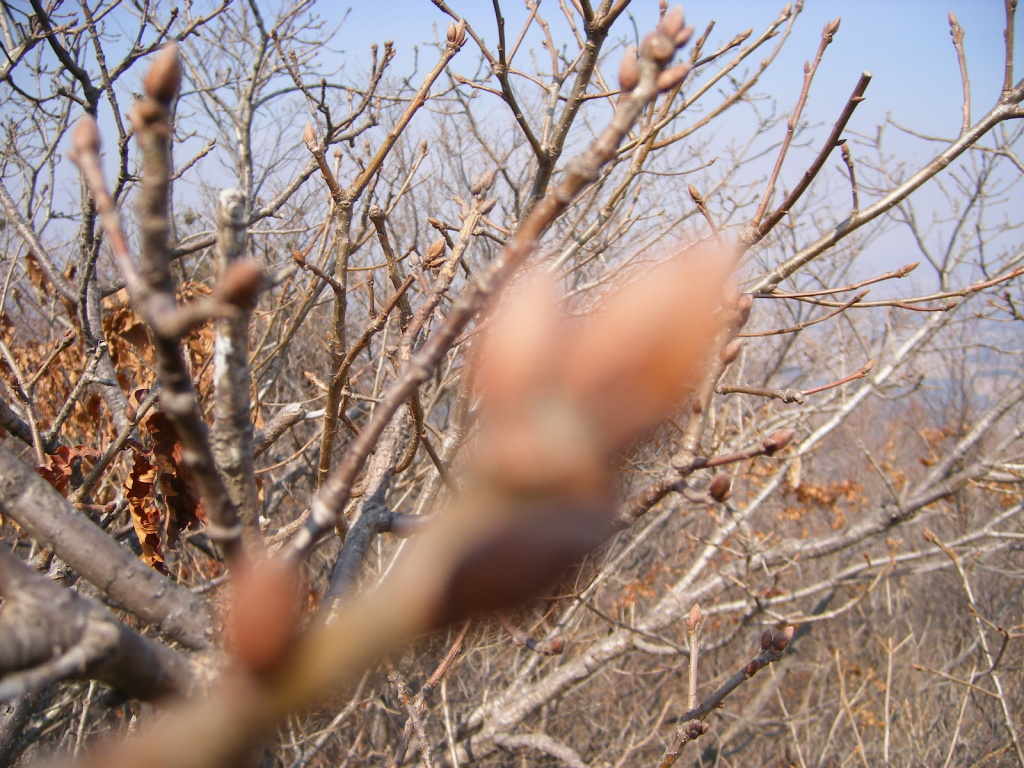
[948,12,971,136]
[656,627,795,767]
[752,17,841,227]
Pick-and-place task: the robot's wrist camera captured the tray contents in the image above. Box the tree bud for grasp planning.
[772,625,795,651]
[735,293,753,327]
[143,43,182,106]
[447,19,467,49]
[686,603,703,632]
[708,473,732,502]
[719,339,742,366]
[823,17,841,42]
[658,7,693,47]
[656,63,691,92]
[224,556,302,678]
[303,123,318,152]
[471,169,496,196]
[425,237,446,268]
[618,48,639,92]
[641,31,676,66]
[762,429,795,455]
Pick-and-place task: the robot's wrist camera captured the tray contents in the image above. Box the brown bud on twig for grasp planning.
[447,19,467,49]
[735,293,753,327]
[303,123,319,153]
[659,6,685,37]
[744,660,760,678]
[143,43,182,106]
[708,473,732,502]
[657,6,694,47]
[948,12,965,42]
[686,603,703,632]
[772,625,795,652]
[761,429,795,455]
[656,63,692,92]
[642,31,677,66]
[424,237,447,269]
[823,17,841,42]
[760,629,773,651]
[547,636,567,655]
[618,47,639,92]
[216,259,264,310]
[687,183,704,205]
[471,170,496,196]
[720,338,742,366]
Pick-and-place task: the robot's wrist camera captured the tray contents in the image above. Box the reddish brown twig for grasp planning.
[739,290,866,337]
[656,627,795,767]
[752,17,841,228]
[753,262,917,299]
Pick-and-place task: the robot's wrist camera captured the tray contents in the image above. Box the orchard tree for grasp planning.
[0,1,1021,766]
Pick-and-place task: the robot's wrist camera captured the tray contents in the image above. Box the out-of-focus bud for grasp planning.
[657,7,693,47]
[547,636,567,654]
[224,555,302,677]
[656,63,691,92]
[479,198,497,216]
[641,31,676,66]
[143,43,182,106]
[618,47,639,92]
[216,259,264,310]
[708,473,732,502]
[760,629,773,651]
[564,252,731,447]
[303,123,318,152]
[735,293,753,327]
[72,116,102,155]
[474,273,563,430]
[762,429,795,455]
[720,338,742,366]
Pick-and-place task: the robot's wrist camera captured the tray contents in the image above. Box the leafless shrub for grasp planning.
[0,2,1021,767]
